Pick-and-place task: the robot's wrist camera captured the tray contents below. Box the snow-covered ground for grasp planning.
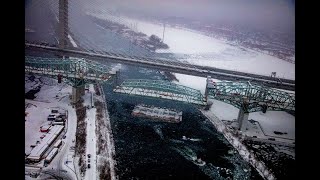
[26,77,113,180]
[25,101,52,155]
[208,100,295,141]
[25,76,72,154]
[25,75,78,180]
[171,73,222,95]
[250,111,295,140]
[89,12,295,80]
[172,73,207,94]
[83,85,97,180]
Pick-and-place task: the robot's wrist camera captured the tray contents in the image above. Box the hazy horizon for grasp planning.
[87,0,294,33]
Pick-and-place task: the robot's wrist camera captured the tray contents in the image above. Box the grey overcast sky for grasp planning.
[90,0,294,32]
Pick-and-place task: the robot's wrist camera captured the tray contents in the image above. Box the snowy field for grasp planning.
[208,100,295,140]
[172,73,207,94]
[25,76,71,154]
[25,75,78,180]
[25,101,52,155]
[89,12,295,80]
[83,85,97,180]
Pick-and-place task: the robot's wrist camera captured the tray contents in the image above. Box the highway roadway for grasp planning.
[26,43,295,91]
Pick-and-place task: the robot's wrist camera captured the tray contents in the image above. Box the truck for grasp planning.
[44,148,58,164]
[52,121,64,126]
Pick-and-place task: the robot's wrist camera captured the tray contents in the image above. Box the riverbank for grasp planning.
[94,84,117,180]
[200,109,275,180]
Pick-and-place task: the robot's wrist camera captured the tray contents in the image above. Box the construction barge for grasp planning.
[132,104,182,123]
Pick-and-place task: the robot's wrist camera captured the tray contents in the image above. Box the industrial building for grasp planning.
[27,125,64,162]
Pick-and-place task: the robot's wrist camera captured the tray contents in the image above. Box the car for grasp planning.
[30,172,39,178]
[63,135,66,139]
[88,159,90,163]
[87,154,91,158]
[87,164,91,169]
[51,109,59,113]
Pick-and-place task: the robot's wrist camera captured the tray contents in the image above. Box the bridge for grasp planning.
[25,56,119,103]
[113,79,206,106]
[113,77,295,131]
[25,43,295,91]
[25,54,295,132]
[205,76,295,131]
[25,0,295,91]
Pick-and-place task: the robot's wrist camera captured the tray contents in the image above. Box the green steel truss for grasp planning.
[206,81,295,112]
[25,56,116,87]
[114,79,207,105]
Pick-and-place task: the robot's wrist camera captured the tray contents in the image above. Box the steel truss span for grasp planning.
[206,80,295,113]
[113,79,207,106]
[25,56,115,87]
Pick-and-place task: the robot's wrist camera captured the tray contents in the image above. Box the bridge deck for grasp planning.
[25,67,112,82]
[206,79,295,112]
[25,56,116,86]
[113,87,207,106]
[113,79,207,106]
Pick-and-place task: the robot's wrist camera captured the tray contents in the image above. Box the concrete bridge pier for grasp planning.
[58,0,68,50]
[237,108,249,131]
[238,98,249,131]
[112,69,120,88]
[204,76,211,102]
[72,85,85,104]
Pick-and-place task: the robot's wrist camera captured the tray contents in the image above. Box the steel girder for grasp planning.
[25,56,115,87]
[114,79,206,105]
[206,81,295,112]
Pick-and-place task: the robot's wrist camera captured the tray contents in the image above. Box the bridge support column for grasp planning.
[72,86,85,104]
[59,0,68,52]
[238,98,249,131]
[204,76,211,102]
[237,108,249,131]
[112,69,120,88]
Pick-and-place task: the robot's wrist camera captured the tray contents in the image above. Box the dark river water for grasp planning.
[102,65,263,180]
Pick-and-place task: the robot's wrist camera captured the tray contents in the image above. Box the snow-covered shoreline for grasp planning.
[95,84,117,180]
[201,109,276,180]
